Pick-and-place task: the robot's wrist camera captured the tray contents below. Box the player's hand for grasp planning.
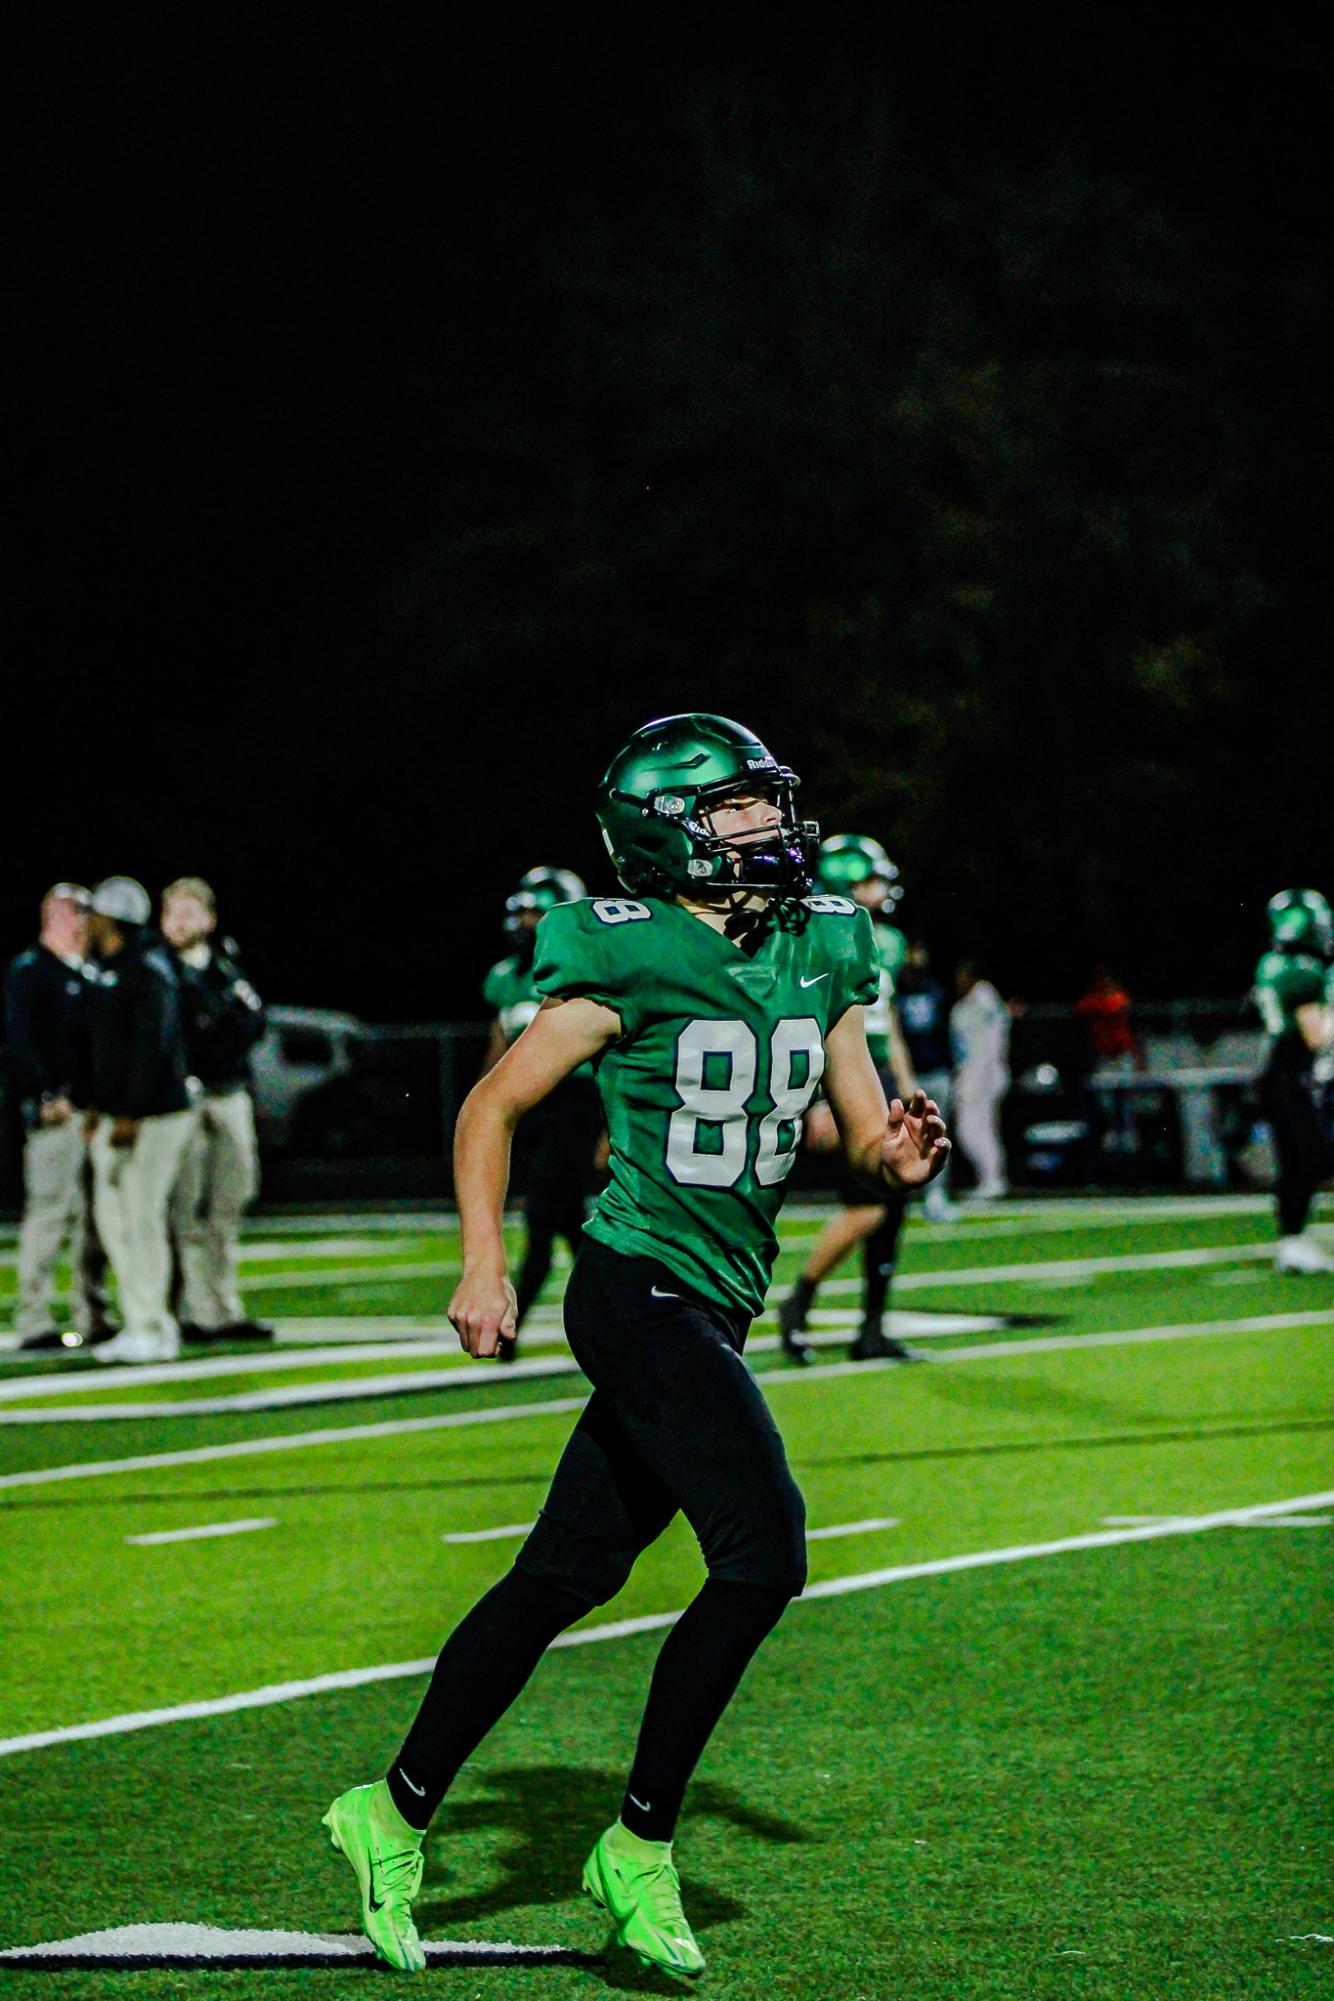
[109,1116,140,1150]
[879,1091,950,1189]
[448,1266,519,1358]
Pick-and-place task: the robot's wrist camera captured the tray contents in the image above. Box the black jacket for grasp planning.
[84,932,191,1118]
[175,936,266,1090]
[3,943,94,1119]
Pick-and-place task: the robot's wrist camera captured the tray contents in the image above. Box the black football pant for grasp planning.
[1260,1055,1334,1237]
[392,1238,806,1841]
[512,1077,603,1328]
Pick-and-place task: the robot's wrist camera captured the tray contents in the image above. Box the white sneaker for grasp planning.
[93,1329,181,1365]
[1275,1235,1334,1276]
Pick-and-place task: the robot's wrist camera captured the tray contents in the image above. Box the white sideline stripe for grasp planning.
[4,1488,1330,1759]
[238,1259,457,1291]
[823,1241,1279,1295]
[124,1518,277,1546]
[0,1341,479,1401]
[0,1396,590,1490]
[441,1514,902,1547]
[443,1522,534,1544]
[0,1921,579,1965]
[0,1357,580,1422]
[807,1516,899,1540]
[3,1310,1331,1482]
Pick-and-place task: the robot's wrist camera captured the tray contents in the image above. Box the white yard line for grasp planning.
[124,1518,277,1547]
[237,1260,458,1291]
[442,1522,535,1544]
[442,1514,902,1547]
[823,1241,1279,1294]
[2,1308,1330,1471]
[807,1516,899,1540]
[4,1486,1329,1758]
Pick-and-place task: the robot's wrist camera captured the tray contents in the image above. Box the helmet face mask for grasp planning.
[818,834,903,909]
[503,866,587,947]
[598,714,819,903]
[1268,888,1333,962]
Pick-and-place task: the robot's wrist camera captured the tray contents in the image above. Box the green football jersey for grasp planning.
[862,921,908,1067]
[532,892,881,1316]
[1253,949,1333,1046]
[483,955,543,1046]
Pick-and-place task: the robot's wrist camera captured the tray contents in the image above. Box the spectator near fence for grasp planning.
[3,883,114,1348]
[84,877,194,1364]
[950,960,1010,1199]
[896,939,956,1221]
[163,877,270,1342]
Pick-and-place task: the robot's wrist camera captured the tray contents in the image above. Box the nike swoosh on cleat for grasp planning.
[367,1860,384,1913]
[799,973,828,987]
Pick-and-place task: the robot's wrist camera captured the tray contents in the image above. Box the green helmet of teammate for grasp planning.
[503,866,587,945]
[818,833,902,905]
[1267,888,1333,961]
[597,713,818,901]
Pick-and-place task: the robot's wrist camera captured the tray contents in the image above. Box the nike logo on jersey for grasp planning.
[650,1286,679,1300]
[398,1770,426,1797]
[800,973,829,988]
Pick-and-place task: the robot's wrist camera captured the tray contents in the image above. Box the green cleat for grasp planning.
[582,1820,705,1978]
[322,1780,427,1973]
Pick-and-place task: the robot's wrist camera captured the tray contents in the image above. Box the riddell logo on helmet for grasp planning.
[746,757,776,771]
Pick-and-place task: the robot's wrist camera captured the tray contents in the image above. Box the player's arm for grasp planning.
[1295,998,1334,1055]
[822,1003,949,1194]
[477,1018,508,1078]
[449,995,620,1357]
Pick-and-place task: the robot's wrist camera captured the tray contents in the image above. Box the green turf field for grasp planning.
[1,1195,1330,1997]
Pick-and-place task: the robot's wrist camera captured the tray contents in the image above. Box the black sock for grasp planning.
[619,1578,792,1843]
[387,1566,586,1825]
[514,1220,557,1327]
[789,1273,817,1317]
[862,1201,906,1323]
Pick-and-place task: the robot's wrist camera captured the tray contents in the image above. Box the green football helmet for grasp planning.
[597,714,818,901]
[818,833,902,905]
[504,866,587,944]
[1268,888,1333,961]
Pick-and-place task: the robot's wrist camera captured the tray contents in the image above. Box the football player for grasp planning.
[322,714,949,1976]
[1254,889,1334,1274]
[481,866,603,1351]
[775,833,923,1364]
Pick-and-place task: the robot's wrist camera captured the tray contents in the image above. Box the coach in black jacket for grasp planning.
[3,884,112,1347]
[84,877,194,1365]
[163,877,269,1341]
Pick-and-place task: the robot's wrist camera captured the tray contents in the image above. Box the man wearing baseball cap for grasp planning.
[84,877,194,1363]
[3,884,115,1348]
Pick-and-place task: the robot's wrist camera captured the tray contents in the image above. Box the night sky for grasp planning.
[13,10,1332,1022]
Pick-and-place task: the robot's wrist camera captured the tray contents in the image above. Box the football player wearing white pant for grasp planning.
[83,877,194,1364]
[950,961,1010,1199]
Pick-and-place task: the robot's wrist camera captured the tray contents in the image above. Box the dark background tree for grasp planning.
[12,9,1331,1017]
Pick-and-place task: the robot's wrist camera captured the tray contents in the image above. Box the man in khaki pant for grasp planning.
[163,878,268,1341]
[4,884,113,1348]
[84,878,194,1365]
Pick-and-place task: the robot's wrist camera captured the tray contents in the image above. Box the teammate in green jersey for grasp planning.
[775,833,925,1364]
[1253,888,1334,1274]
[480,867,603,1349]
[322,713,948,1977]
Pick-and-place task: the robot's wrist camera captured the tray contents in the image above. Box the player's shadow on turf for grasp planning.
[416,1763,809,1979]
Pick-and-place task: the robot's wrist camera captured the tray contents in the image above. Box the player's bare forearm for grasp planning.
[822,1005,950,1194]
[449,995,620,1356]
